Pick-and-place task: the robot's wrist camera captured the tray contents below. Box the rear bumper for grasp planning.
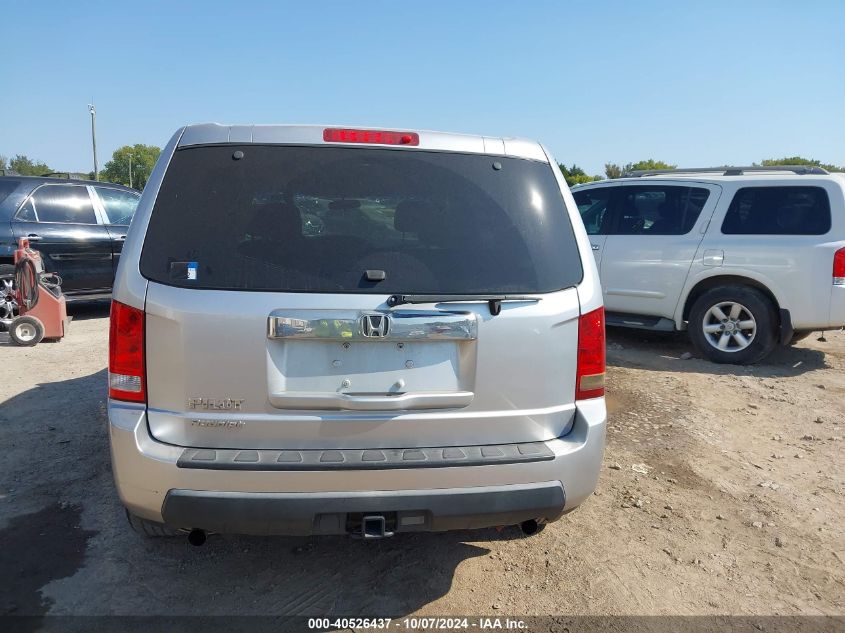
[162,483,565,535]
[108,398,606,536]
[829,285,845,328]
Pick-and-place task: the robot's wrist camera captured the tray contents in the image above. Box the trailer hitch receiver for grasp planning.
[361,515,394,539]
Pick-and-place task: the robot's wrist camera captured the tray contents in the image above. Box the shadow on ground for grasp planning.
[66,300,110,321]
[0,368,525,618]
[0,504,96,616]
[606,327,830,378]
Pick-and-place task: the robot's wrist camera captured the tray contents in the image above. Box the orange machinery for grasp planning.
[8,237,69,346]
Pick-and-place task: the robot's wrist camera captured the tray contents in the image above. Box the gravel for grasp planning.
[1,306,843,618]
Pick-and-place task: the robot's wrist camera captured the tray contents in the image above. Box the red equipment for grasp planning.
[8,238,69,346]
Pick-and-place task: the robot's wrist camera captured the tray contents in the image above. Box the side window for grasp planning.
[15,197,37,221]
[29,185,98,224]
[614,186,709,235]
[96,187,140,225]
[572,188,612,235]
[721,186,831,235]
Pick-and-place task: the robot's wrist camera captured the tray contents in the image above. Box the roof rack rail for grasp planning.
[41,172,73,179]
[624,165,829,177]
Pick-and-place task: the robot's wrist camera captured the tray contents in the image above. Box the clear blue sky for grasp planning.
[2,0,843,175]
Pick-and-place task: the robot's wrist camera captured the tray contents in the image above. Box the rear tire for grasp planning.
[125,510,180,537]
[688,285,778,365]
[9,315,44,346]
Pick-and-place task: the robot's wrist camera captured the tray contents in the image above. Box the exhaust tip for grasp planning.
[187,528,207,547]
[520,519,540,536]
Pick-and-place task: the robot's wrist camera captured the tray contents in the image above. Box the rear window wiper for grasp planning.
[387,294,541,316]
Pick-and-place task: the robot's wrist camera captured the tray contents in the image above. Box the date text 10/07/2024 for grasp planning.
[307,618,528,630]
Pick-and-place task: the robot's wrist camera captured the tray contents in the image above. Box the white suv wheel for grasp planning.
[702,301,757,352]
[689,285,777,365]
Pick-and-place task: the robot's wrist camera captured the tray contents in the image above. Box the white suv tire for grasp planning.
[688,285,778,365]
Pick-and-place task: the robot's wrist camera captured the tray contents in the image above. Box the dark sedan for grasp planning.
[0,175,140,324]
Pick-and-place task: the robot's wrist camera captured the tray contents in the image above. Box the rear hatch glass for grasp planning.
[140,145,582,293]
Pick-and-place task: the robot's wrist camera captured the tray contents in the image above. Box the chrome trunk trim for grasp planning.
[267,309,478,341]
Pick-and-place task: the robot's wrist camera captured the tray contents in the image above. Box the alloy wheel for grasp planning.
[702,301,757,352]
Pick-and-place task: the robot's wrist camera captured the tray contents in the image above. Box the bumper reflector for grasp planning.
[579,372,606,393]
[109,372,142,393]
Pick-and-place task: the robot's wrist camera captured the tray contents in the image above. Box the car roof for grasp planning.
[572,172,845,189]
[175,123,550,162]
[0,174,138,191]
[0,176,140,222]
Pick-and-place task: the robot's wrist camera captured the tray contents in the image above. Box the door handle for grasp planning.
[115,235,126,241]
[26,234,43,241]
[591,243,600,251]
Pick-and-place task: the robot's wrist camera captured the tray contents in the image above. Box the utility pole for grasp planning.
[88,103,98,181]
[128,154,133,189]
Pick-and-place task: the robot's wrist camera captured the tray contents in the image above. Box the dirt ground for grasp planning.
[0,302,843,619]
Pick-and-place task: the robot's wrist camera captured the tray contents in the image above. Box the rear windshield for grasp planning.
[140,145,583,294]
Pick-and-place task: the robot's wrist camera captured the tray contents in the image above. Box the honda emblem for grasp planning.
[361,314,390,338]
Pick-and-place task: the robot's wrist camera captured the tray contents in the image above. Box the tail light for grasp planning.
[576,306,606,400]
[834,248,845,286]
[323,128,419,146]
[109,300,145,403]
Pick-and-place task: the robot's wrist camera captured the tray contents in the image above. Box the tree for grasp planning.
[0,155,7,172]
[604,163,623,179]
[760,156,844,172]
[627,159,677,172]
[558,163,603,187]
[605,159,677,179]
[101,144,161,189]
[8,154,52,176]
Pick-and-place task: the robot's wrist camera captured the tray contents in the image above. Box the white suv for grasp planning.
[572,166,845,364]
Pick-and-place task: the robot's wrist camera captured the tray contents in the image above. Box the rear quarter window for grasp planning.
[139,145,583,294]
[96,187,140,225]
[721,186,831,235]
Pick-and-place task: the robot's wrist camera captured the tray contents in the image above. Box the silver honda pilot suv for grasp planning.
[108,124,606,541]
